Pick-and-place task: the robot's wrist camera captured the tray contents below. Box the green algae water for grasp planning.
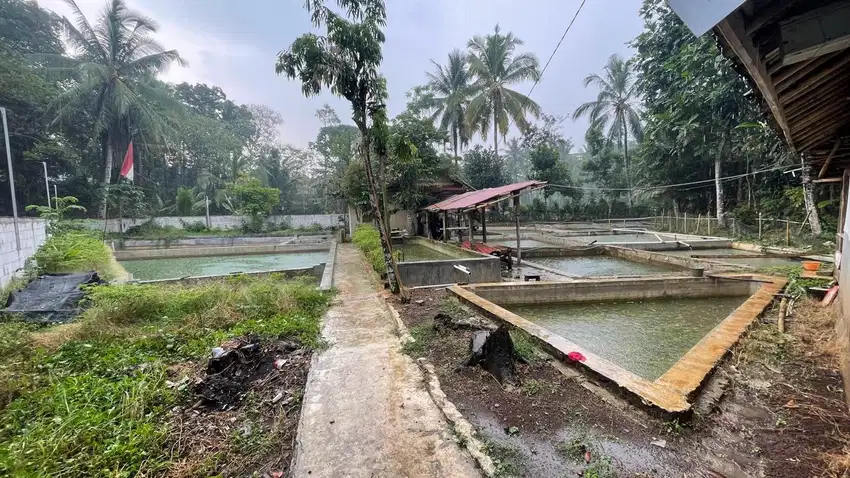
[532,256,677,277]
[508,296,746,380]
[395,244,457,262]
[121,252,328,281]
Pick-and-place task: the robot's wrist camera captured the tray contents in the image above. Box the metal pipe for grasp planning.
[1,108,20,250]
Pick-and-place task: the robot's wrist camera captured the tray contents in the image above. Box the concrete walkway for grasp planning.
[291,244,480,477]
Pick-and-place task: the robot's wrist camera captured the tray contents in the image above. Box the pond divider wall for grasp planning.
[396,238,501,287]
[450,275,786,415]
[113,242,330,260]
[319,241,337,291]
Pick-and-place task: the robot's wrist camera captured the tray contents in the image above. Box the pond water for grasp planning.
[486,239,558,248]
[662,248,802,269]
[508,296,746,380]
[121,252,328,281]
[395,244,457,262]
[531,256,678,277]
[579,234,666,244]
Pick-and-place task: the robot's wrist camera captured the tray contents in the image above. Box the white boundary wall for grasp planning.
[0,218,47,288]
[83,214,345,233]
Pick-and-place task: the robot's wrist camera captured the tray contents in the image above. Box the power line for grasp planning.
[546,165,802,192]
[504,0,587,136]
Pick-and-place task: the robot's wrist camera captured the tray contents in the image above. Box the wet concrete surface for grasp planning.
[291,244,479,477]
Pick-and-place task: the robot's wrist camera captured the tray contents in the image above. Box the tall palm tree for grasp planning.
[45,0,185,217]
[466,25,542,160]
[502,137,527,182]
[426,50,472,159]
[572,54,642,208]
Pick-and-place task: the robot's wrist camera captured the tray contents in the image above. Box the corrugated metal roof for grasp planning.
[422,180,547,212]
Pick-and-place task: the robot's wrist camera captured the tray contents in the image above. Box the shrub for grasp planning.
[352,224,386,274]
[33,231,122,280]
[180,220,208,233]
[229,177,280,234]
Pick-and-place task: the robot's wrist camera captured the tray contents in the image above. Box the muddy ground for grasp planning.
[392,289,849,478]
[165,338,311,477]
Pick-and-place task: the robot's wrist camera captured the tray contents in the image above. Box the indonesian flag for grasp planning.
[119,141,134,182]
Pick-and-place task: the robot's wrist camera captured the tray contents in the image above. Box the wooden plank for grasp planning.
[813,177,843,184]
[818,139,843,179]
[717,13,795,151]
[780,53,850,104]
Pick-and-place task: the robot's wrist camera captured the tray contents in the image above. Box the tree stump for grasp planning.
[467,325,517,384]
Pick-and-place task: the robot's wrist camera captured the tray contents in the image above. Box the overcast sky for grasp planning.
[40,0,645,150]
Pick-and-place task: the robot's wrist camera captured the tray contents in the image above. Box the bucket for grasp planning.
[690,266,704,277]
[801,260,821,272]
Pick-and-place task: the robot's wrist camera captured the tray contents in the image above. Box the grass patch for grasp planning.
[352,224,387,275]
[557,435,617,478]
[482,438,526,477]
[439,295,466,318]
[401,323,436,357]
[0,276,333,476]
[510,329,539,364]
[32,231,126,281]
[521,378,557,397]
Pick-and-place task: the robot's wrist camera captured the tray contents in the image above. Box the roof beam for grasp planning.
[717,12,795,152]
[780,53,850,104]
[818,139,842,179]
[744,0,799,35]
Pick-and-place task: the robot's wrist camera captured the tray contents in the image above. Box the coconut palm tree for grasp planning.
[466,26,542,160]
[572,54,642,208]
[426,50,472,160]
[502,137,527,182]
[44,0,185,217]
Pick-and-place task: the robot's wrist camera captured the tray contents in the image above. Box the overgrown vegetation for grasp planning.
[0,276,333,476]
[32,231,124,281]
[352,224,387,275]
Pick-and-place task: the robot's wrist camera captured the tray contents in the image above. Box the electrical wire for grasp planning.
[545,165,802,192]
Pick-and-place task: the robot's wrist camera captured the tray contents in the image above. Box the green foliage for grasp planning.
[463,146,506,189]
[510,329,539,364]
[482,438,527,477]
[0,277,333,476]
[33,231,122,280]
[352,224,387,275]
[175,187,195,215]
[229,176,281,233]
[25,196,86,235]
[427,50,473,158]
[401,324,436,356]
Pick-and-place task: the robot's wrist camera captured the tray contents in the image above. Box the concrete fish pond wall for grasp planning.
[451,275,786,415]
[394,238,501,287]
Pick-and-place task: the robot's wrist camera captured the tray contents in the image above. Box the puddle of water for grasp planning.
[507,296,746,380]
[121,252,328,280]
[486,239,557,248]
[532,256,678,277]
[663,248,802,269]
[395,244,458,262]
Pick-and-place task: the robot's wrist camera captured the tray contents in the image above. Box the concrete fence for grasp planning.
[0,218,47,288]
[82,214,345,233]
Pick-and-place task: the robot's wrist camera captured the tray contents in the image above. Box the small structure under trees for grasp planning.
[420,180,547,265]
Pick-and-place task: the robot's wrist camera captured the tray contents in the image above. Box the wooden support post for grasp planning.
[786,219,790,246]
[426,212,433,239]
[481,207,487,243]
[513,194,522,266]
[708,216,712,236]
[778,297,788,333]
[684,213,688,233]
[758,212,763,240]
[442,212,447,242]
[696,214,701,234]
[467,211,473,243]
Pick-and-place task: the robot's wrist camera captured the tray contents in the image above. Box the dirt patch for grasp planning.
[166,338,311,477]
[392,290,849,477]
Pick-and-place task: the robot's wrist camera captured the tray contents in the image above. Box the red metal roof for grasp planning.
[422,180,547,212]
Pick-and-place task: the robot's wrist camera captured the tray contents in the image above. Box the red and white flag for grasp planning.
[119,141,134,182]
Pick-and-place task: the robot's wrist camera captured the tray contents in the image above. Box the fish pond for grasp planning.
[663,248,802,269]
[531,255,679,277]
[121,251,328,281]
[485,239,557,248]
[507,296,747,380]
[395,244,458,262]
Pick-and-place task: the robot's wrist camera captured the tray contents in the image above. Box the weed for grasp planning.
[451,425,468,448]
[33,231,124,280]
[439,296,466,318]
[584,456,617,478]
[0,276,333,476]
[557,436,590,461]
[664,418,688,435]
[401,323,435,356]
[482,438,526,477]
[511,329,539,363]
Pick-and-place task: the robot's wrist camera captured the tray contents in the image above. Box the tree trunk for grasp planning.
[100,131,114,218]
[355,109,400,294]
[493,109,499,159]
[715,156,725,223]
[622,119,632,211]
[452,125,459,161]
[801,158,823,236]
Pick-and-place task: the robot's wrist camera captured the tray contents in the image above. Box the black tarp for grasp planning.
[4,272,102,323]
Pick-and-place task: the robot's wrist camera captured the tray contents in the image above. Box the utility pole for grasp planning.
[1,107,20,250]
[42,161,51,208]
